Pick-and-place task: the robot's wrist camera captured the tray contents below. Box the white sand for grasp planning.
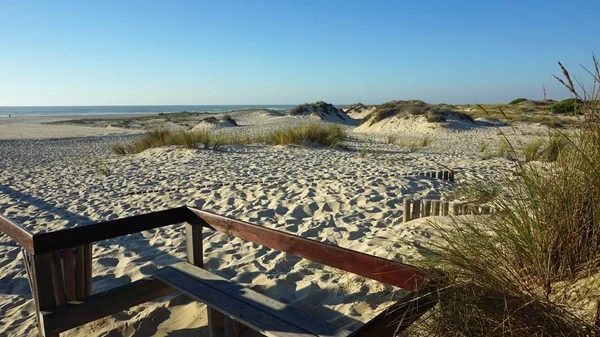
[0,111,547,336]
[0,116,142,139]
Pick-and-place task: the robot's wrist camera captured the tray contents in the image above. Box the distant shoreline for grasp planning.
[0,105,303,118]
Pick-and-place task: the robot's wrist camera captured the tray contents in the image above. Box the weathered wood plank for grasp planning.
[83,244,92,296]
[31,206,193,254]
[403,199,411,223]
[62,249,77,302]
[31,253,59,336]
[0,215,35,253]
[74,246,85,299]
[43,278,175,334]
[50,251,66,306]
[171,262,346,336]
[411,201,421,221]
[423,200,431,217]
[154,266,317,337]
[185,222,204,268]
[188,208,428,291]
[208,308,225,337]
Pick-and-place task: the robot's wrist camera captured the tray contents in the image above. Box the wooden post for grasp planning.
[186,221,225,337]
[403,199,411,223]
[62,249,77,302]
[442,171,449,181]
[432,201,440,216]
[452,203,461,215]
[30,253,59,337]
[75,246,85,299]
[442,202,450,216]
[481,206,490,215]
[463,204,471,215]
[233,320,246,337]
[411,200,421,220]
[449,170,455,182]
[83,244,92,296]
[423,200,432,217]
[50,251,66,306]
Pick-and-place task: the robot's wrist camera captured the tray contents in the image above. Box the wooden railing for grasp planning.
[0,206,433,336]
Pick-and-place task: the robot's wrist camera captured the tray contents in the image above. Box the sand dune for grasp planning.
[0,110,551,336]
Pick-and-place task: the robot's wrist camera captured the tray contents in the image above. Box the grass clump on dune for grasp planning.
[112,123,345,155]
[522,138,544,162]
[414,57,600,336]
[262,123,345,147]
[111,129,228,154]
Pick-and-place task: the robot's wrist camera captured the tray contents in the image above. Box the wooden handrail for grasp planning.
[0,215,34,252]
[0,206,434,336]
[1,206,428,290]
[189,207,428,291]
[30,206,194,254]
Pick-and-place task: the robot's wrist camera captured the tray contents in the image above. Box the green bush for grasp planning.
[548,100,580,114]
[509,98,527,105]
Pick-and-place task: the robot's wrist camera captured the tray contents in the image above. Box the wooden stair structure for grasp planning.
[0,206,437,337]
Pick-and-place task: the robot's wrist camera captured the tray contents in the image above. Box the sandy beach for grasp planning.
[0,107,564,336]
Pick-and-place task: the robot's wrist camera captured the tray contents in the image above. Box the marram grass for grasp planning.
[111,123,345,155]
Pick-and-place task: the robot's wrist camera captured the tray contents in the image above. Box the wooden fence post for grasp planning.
[432,201,441,216]
[186,221,226,337]
[29,253,59,336]
[452,203,461,215]
[403,199,411,223]
[411,200,421,220]
[423,200,431,217]
[481,206,489,214]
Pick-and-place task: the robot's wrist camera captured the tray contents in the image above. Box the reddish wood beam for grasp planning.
[188,207,428,291]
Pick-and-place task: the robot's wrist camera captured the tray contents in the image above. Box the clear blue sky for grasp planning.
[1,0,598,106]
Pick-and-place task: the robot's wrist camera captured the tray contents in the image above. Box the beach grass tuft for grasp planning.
[262,123,345,147]
[522,138,544,162]
[111,123,345,155]
[414,56,600,337]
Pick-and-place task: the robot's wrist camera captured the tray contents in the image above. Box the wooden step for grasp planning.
[154,262,349,337]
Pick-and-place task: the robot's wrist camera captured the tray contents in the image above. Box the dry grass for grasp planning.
[413,57,600,336]
[522,138,544,162]
[261,123,345,147]
[111,124,345,155]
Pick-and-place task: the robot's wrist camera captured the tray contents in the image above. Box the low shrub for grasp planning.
[548,100,579,114]
[509,97,528,105]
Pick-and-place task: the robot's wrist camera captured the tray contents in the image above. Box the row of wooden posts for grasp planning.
[415,170,455,182]
[403,199,495,222]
